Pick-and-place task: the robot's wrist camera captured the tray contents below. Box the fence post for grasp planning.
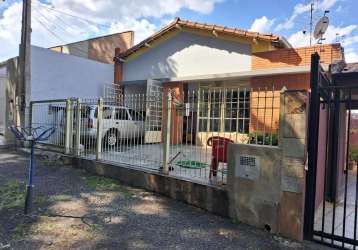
[162,92,172,174]
[64,99,72,154]
[75,98,82,156]
[96,98,103,160]
[15,96,21,127]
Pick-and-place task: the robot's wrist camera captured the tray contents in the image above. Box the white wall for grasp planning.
[0,67,6,134]
[123,32,251,81]
[31,46,113,100]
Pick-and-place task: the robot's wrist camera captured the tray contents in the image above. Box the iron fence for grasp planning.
[28,87,280,185]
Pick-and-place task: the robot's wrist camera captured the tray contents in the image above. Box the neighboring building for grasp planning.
[113,17,343,144]
[50,31,134,64]
[0,45,114,144]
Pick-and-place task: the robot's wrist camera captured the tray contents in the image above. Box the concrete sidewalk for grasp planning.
[0,149,332,250]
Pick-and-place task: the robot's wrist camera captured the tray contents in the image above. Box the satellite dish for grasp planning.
[314,16,329,39]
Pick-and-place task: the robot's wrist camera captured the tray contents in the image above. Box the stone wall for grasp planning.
[227,90,308,241]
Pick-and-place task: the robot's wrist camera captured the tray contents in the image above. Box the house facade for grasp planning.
[113,18,343,145]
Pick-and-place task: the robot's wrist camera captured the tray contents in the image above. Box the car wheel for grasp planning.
[105,130,119,147]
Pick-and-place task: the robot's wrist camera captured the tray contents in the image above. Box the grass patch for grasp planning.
[0,181,48,211]
[82,176,121,191]
[11,223,30,241]
[0,181,26,210]
[49,194,73,202]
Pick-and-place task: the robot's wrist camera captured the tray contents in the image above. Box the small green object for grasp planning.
[176,160,208,169]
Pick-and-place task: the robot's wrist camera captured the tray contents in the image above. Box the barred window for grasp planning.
[198,88,250,133]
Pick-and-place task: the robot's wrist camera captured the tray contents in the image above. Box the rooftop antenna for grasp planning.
[314,10,329,45]
[309,2,314,46]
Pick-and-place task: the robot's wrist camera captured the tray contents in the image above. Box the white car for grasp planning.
[79,105,145,146]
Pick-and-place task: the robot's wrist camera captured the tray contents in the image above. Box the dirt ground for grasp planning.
[0,149,331,250]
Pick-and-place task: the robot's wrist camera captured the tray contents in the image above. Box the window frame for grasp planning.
[198,87,250,133]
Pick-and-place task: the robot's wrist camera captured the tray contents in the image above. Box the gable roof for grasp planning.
[114,17,291,62]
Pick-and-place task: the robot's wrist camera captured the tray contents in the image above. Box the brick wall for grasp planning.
[249,74,310,133]
[252,43,343,70]
[251,73,311,90]
[250,90,281,133]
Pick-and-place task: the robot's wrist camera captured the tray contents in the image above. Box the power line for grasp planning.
[34,6,87,36]
[33,15,114,60]
[34,2,111,29]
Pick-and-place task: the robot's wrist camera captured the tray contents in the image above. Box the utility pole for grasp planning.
[18,0,31,128]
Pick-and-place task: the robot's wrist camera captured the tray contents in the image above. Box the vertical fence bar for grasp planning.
[96,98,103,160]
[75,98,81,156]
[162,92,172,174]
[64,99,72,154]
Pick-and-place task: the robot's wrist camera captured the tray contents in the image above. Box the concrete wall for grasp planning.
[0,67,6,134]
[72,157,229,217]
[31,46,113,100]
[123,32,251,81]
[227,90,308,241]
[227,144,282,232]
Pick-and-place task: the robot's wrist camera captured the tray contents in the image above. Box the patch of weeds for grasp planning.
[81,176,121,191]
[121,188,135,199]
[86,223,102,233]
[49,194,73,202]
[11,223,30,241]
[65,225,82,237]
[84,223,102,240]
[33,195,48,205]
[0,181,26,211]
[32,222,56,234]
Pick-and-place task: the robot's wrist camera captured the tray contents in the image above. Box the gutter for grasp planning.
[160,65,329,83]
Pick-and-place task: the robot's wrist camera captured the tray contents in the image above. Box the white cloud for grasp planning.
[275,0,340,32]
[288,24,357,47]
[0,0,222,61]
[345,51,358,63]
[342,35,358,47]
[249,16,275,33]
[109,19,157,44]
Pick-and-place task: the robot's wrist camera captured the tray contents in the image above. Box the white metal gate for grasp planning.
[145,79,163,143]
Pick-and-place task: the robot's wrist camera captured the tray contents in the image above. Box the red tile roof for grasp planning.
[114,17,290,61]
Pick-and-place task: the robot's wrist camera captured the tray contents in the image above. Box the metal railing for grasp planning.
[28,87,280,185]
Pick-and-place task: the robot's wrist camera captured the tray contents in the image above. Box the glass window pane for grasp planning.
[210,118,220,132]
[225,119,236,132]
[199,119,208,132]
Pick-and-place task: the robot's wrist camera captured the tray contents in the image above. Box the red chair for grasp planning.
[207,136,234,178]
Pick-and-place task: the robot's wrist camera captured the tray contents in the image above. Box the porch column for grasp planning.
[114,48,123,84]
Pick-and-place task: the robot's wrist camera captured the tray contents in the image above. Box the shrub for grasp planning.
[248,132,278,146]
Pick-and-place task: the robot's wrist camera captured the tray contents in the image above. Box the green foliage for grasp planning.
[0,181,26,210]
[49,194,73,202]
[350,145,358,161]
[248,132,279,146]
[82,176,121,191]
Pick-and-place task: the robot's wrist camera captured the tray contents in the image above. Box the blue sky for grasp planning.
[0,0,357,62]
